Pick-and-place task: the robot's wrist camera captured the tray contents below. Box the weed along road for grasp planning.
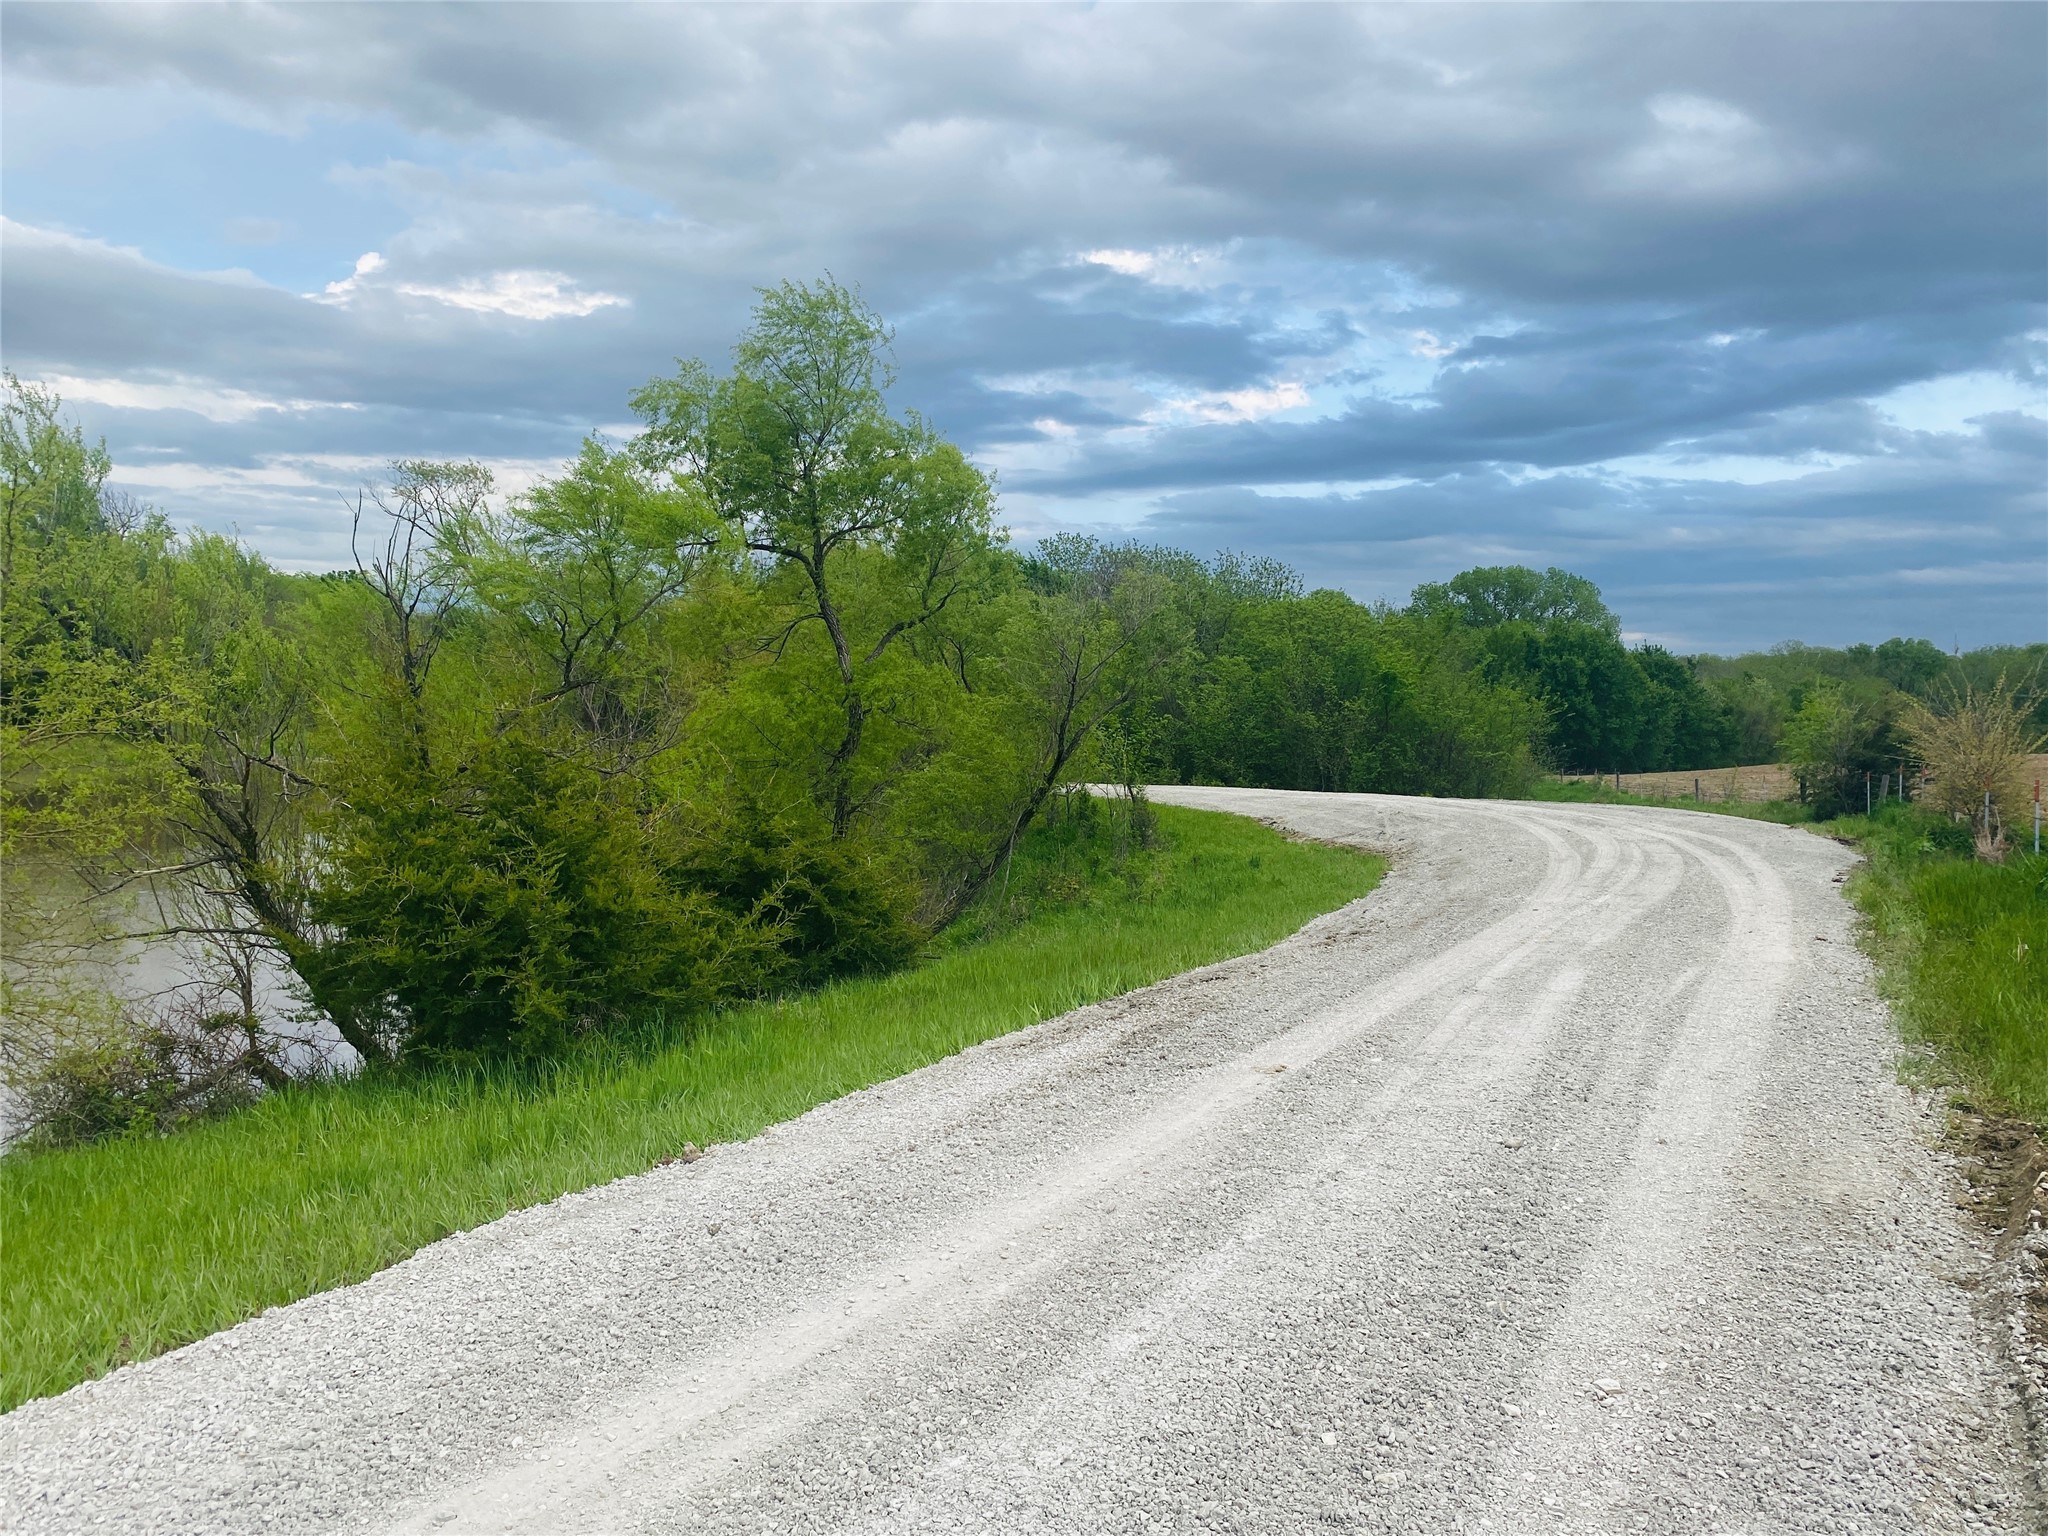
[4,791,2039,1535]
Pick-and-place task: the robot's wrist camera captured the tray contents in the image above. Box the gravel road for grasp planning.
[5,790,2040,1535]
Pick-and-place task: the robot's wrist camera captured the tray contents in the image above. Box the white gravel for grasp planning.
[4,789,2040,1534]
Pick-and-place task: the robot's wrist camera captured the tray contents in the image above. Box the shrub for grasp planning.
[14,1008,265,1148]
[1900,673,2044,831]
[312,735,764,1064]
[672,806,923,992]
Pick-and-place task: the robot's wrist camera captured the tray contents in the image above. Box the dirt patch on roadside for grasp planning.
[1949,1097,2048,1491]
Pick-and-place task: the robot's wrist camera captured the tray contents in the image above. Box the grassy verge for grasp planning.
[0,802,1381,1411]
[1821,803,2047,1129]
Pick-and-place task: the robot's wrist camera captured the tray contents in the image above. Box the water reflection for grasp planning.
[2,865,356,1143]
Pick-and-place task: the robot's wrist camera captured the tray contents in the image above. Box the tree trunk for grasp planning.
[808,555,864,838]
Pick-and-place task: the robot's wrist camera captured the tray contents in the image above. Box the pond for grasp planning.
[1,864,356,1142]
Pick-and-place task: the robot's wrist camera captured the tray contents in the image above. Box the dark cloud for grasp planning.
[1137,416,2046,650]
[2,2,2042,645]
[1022,296,2042,493]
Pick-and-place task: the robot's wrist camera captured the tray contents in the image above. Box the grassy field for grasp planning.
[0,802,1382,1411]
[1825,803,2048,1128]
[1555,762,1799,804]
[1521,775,1816,824]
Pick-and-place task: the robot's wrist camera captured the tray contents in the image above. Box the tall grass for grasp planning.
[1828,804,2048,1126]
[0,803,1381,1411]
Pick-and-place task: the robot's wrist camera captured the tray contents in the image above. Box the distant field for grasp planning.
[1558,763,1796,802]
[1560,756,2048,806]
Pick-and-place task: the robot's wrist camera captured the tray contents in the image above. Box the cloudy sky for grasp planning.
[4,2,2043,651]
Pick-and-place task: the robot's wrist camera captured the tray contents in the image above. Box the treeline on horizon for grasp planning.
[1127,552,2044,802]
[4,279,2039,1090]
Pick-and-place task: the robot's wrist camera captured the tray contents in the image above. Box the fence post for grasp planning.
[1694,776,1701,802]
[2034,778,2041,855]
[1865,771,1871,816]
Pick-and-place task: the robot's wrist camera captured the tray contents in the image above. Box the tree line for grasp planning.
[4,279,2036,1111]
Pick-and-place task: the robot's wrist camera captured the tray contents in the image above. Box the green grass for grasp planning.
[1520,776,1816,824]
[1822,803,2048,1128]
[0,802,1381,1410]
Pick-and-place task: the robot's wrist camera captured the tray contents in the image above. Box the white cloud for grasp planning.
[1595,450,1858,486]
[36,373,353,424]
[985,369,1312,437]
[2,216,269,287]
[315,250,387,302]
[108,458,364,494]
[1163,382,1311,424]
[312,251,627,320]
[1077,245,1227,290]
[1082,248,1159,278]
[1601,93,1838,201]
[1647,93,1753,138]
[110,452,576,499]
[105,452,580,575]
[395,270,629,321]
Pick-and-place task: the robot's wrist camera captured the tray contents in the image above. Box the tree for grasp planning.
[1631,645,1737,771]
[1476,619,1643,774]
[309,457,783,1064]
[311,730,761,1063]
[1,481,364,1086]
[1781,683,1865,816]
[1409,565,1619,637]
[1872,636,1949,696]
[462,440,720,767]
[631,280,997,836]
[1,371,113,597]
[969,538,1187,903]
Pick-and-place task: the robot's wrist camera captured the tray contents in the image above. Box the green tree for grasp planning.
[462,440,721,765]
[311,732,763,1063]
[989,538,1188,867]
[1409,564,1618,636]
[1,372,113,597]
[631,280,997,836]
[1631,644,1737,771]
[1475,620,1645,774]
[1872,636,1949,695]
[1781,683,1865,815]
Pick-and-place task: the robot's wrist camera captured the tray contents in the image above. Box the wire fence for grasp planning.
[1559,755,2048,807]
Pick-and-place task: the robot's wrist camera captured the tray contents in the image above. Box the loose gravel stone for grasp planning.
[0,790,2038,1534]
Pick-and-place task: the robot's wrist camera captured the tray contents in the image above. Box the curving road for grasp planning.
[3,790,2039,1534]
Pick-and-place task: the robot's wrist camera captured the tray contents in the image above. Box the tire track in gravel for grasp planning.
[1471,813,1796,1531]
[841,822,1702,1534]
[827,808,1721,1535]
[3,790,2037,1536]
[378,801,1662,1532]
